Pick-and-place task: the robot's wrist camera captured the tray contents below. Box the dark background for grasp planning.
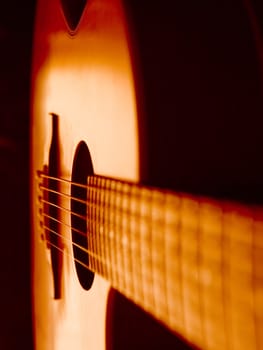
[0,1,35,349]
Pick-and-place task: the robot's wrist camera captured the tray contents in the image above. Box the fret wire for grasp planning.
[177,194,185,334]
[152,190,167,320]
[88,176,95,271]
[105,178,114,284]
[201,201,226,348]
[161,191,169,319]
[228,207,256,349]
[116,181,128,290]
[132,186,144,300]
[88,176,94,271]
[223,207,235,349]
[161,192,168,320]
[105,179,115,284]
[148,191,159,316]
[110,179,120,289]
[181,197,203,344]
[122,182,134,300]
[198,201,206,346]
[100,178,110,280]
[93,179,102,274]
[94,178,104,275]
[92,176,99,274]
[140,187,154,312]
[94,177,102,276]
[164,193,184,332]
[196,199,205,345]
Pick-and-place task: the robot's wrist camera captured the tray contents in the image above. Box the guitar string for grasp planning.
[38,183,147,213]
[41,223,108,267]
[36,177,152,205]
[40,200,259,285]
[38,192,142,223]
[36,179,261,270]
[36,173,163,290]
[43,236,163,316]
[38,184,87,205]
[40,207,263,286]
[36,172,263,284]
[36,172,177,203]
[40,221,149,284]
[39,210,152,259]
[40,197,87,222]
[37,172,263,221]
[38,196,177,276]
[36,172,139,194]
[42,230,257,350]
[36,172,88,189]
[36,177,157,223]
[36,177,262,347]
[38,195,160,239]
[37,178,261,270]
[39,212,261,339]
[36,174,172,244]
[40,214,209,318]
[36,172,263,215]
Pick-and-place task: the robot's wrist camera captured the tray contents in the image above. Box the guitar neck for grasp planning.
[86,175,263,350]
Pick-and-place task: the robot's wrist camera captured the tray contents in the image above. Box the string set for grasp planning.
[34,171,263,350]
[38,213,146,286]
[36,171,157,279]
[36,170,175,248]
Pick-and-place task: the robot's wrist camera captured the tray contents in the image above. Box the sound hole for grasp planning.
[71,141,94,290]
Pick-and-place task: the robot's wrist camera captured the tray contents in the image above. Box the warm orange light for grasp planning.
[31,0,139,349]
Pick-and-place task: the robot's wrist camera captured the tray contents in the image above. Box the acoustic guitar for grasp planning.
[31,0,263,349]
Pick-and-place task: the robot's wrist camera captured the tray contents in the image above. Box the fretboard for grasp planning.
[86,175,263,350]
[37,172,263,350]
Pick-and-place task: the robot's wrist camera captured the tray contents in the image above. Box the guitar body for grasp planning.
[31,0,139,349]
[31,0,189,349]
[31,0,263,349]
